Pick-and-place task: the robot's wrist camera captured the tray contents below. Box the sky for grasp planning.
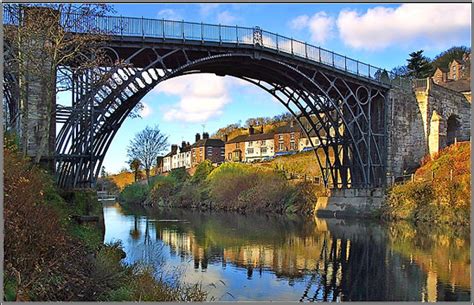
[57,3,471,174]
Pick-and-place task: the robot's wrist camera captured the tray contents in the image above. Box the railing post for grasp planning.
[276,34,279,52]
[162,18,165,39]
[291,39,293,55]
[356,60,359,75]
[305,42,308,59]
[219,24,221,44]
[120,15,123,37]
[368,65,371,78]
[344,56,347,71]
[236,25,238,45]
[318,47,321,62]
[332,52,334,67]
[182,20,185,42]
[201,22,203,43]
[141,16,144,38]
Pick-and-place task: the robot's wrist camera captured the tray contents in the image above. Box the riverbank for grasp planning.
[3,138,207,301]
[383,142,470,225]
[120,160,322,215]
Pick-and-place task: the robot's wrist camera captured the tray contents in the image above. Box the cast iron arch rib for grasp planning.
[55,45,389,189]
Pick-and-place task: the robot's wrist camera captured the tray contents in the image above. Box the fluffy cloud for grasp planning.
[157,9,181,20]
[199,4,221,17]
[217,11,237,24]
[337,4,471,50]
[154,74,250,123]
[289,12,335,44]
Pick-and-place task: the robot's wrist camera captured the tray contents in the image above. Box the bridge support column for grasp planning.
[315,188,384,218]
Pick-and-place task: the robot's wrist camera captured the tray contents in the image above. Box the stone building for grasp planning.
[273,121,302,155]
[225,134,246,162]
[431,53,471,102]
[163,144,178,172]
[191,132,225,167]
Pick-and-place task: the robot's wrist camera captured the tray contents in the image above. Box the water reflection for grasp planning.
[103,202,470,301]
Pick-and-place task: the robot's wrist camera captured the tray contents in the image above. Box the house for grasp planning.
[431,53,471,102]
[225,134,246,162]
[172,141,192,169]
[191,132,225,167]
[155,156,164,175]
[163,144,178,172]
[244,127,274,162]
[273,120,302,154]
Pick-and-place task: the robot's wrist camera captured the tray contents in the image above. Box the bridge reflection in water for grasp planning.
[103,203,470,302]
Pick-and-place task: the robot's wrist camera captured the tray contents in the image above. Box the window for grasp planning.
[278,134,283,140]
[247,148,254,154]
[235,143,239,149]
[290,142,295,150]
[261,147,267,154]
[260,140,265,145]
[248,141,253,147]
[279,143,285,151]
[290,132,295,140]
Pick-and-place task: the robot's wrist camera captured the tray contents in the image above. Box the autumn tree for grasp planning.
[129,158,142,182]
[127,125,169,184]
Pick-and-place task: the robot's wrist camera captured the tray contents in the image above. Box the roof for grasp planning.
[274,124,301,134]
[440,79,471,93]
[191,138,225,148]
[434,66,449,73]
[226,132,275,144]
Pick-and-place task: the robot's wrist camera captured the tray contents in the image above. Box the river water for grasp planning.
[103,202,470,302]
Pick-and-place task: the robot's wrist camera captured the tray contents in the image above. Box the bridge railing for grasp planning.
[3,7,413,89]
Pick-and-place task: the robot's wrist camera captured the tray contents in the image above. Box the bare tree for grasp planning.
[3,4,143,165]
[127,126,168,184]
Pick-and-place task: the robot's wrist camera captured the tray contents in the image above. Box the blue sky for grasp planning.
[58,3,471,174]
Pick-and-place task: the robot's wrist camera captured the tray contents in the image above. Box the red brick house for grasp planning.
[191,132,225,167]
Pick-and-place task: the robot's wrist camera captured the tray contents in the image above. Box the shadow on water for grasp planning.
[103,202,470,301]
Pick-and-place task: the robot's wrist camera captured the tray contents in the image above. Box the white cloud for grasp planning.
[289,12,335,44]
[337,4,471,50]
[153,74,251,123]
[289,15,309,31]
[139,102,152,118]
[157,9,181,20]
[199,4,221,17]
[216,11,237,24]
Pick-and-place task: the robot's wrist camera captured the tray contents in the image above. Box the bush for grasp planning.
[168,167,189,183]
[145,175,178,206]
[120,183,149,205]
[190,160,214,184]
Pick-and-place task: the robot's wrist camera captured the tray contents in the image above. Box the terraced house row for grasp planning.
[159,121,327,173]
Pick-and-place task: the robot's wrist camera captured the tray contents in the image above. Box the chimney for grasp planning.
[171,144,178,154]
[224,134,228,142]
[249,125,254,135]
[195,133,201,142]
[181,141,186,150]
[203,132,209,139]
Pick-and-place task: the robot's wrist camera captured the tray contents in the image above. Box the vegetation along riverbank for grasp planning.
[382,142,470,225]
[117,142,470,226]
[3,135,207,301]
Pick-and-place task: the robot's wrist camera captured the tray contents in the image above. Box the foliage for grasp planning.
[146,176,178,206]
[432,46,470,70]
[127,125,169,184]
[120,183,150,205]
[406,50,433,78]
[190,160,214,184]
[384,142,470,225]
[168,167,190,183]
[129,158,142,182]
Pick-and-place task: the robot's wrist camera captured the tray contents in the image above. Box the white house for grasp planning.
[244,131,275,162]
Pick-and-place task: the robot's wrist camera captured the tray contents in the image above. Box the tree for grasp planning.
[432,46,471,70]
[127,125,169,184]
[390,65,409,77]
[129,159,142,182]
[406,50,433,78]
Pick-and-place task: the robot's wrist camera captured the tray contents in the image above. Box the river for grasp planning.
[103,202,470,302]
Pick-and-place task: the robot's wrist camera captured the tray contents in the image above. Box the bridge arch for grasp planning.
[56,47,388,189]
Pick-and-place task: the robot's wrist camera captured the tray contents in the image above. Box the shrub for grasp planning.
[190,160,214,184]
[120,183,149,205]
[168,167,189,183]
[146,176,178,206]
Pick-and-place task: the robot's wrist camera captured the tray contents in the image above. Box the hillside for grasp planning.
[384,142,470,225]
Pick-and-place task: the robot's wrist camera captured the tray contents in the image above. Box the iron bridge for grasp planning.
[4,12,411,189]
